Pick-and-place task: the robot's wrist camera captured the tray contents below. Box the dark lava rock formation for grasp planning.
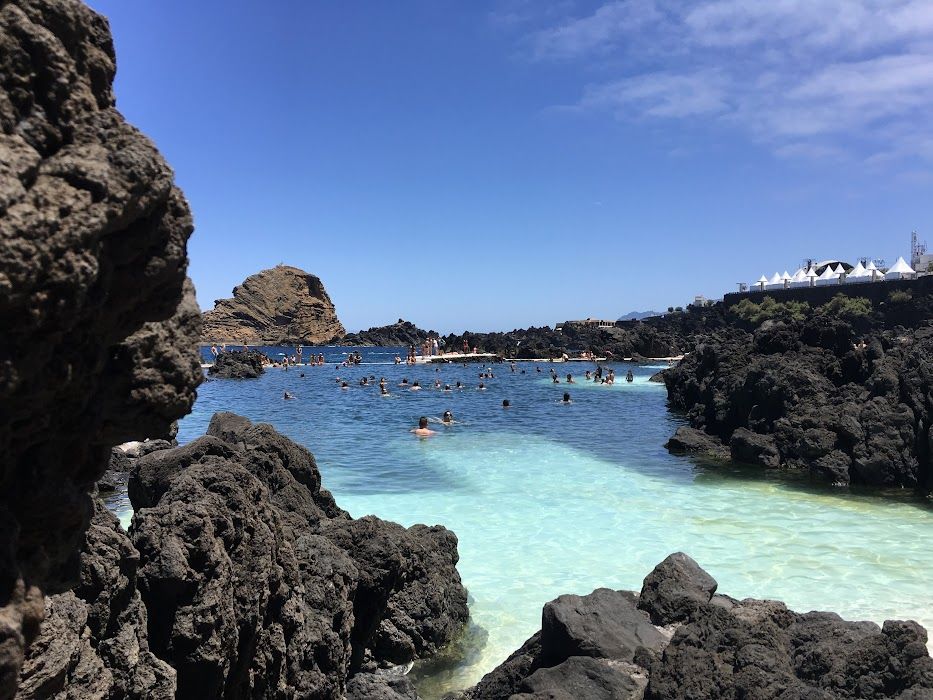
[206,349,265,378]
[125,412,469,698]
[465,553,933,700]
[663,319,933,490]
[342,319,434,347]
[17,500,175,699]
[443,308,727,361]
[201,265,345,344]
[0,0,201,695]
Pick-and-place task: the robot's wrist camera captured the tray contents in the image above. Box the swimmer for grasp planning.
[410,381,422,391]
[444,384,452,391]
[283,391,294,400]
[585,370,591,380]
[442,410,453,425]
[479,382,486,390]
[434,379,442,388]
[411,416,436,437]
[552,376,560,384]
[380,385,389,396]
[626,370,634,383]
[340,382,349,389]
[562,392,572,404]
[566,374,574,384]
[456,381,463,389]
[299,372,305,378]
[399,378,409,387]
[502,399,510,408]
[536,366,542,373]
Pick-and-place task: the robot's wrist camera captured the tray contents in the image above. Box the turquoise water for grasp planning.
[111,347,933,695]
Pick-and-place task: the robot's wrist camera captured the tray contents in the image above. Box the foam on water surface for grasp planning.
[112,347,932,696]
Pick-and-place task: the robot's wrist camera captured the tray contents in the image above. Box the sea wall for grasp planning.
[723,275,933,309]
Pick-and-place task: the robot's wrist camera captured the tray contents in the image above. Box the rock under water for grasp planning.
[466,553,933,700]
[201,265,345,345]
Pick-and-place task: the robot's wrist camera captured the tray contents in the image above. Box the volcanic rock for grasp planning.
[206,349,265,378]
[539,589,664,666]
[664,319,933,491]
[17,501,176,699]
[0,0,200,694]
[466,553,933,700]
[664,426,730,461]
[126,412,469,698]
[201,264,345,344]
[342,319,433,347]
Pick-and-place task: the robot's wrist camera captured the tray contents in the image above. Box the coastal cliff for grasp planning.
[0,0,201,695]
[201,265,345,344]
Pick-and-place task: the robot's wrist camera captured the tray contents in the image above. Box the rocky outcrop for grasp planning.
[663,320,933,490]
[125,412,468,698]
[206,349,265,378]
[341,319,434,347]
[0,0,200,695]
[440,307,727,361]
[201,265,345,344]
[17,500,176,699]
[467,553,933,699]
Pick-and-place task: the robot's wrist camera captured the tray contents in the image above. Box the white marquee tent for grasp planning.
[846,261,868,280]
[886,256,915,279]
[816,265,840,286]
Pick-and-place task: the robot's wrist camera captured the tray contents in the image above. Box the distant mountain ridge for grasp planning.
[618,310,663,321]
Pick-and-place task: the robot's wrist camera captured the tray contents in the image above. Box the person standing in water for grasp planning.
[411,417,436,436]
[626,369,634,383]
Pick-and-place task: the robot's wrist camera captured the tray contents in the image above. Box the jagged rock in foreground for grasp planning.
[466,553,933,700]
[0,0,201,695]
[663,319,933,490]
[17,501,175,699]
[206,349,266,378]
[126,412,469,698]
[201,264,345,344]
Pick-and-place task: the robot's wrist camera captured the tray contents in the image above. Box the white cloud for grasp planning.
[580,70,729,118]
[532,0,663,59]
[524,0,933,164]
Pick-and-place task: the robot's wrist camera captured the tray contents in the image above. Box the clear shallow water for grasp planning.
[113,347,933,696]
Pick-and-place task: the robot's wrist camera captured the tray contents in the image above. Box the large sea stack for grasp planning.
[0,0,201,695]
[201,265,345,344]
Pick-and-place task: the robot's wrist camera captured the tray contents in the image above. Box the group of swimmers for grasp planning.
[281,355,642,438]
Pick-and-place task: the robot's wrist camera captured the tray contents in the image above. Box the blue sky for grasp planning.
[88,0,932,332]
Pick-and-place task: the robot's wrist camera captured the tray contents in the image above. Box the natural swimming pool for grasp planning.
[107,346,933,697]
